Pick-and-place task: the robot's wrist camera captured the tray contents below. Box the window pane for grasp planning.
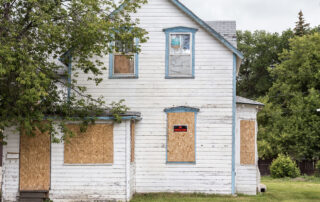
[169,55,192,76]
[114,55,134,74]
[170,34,191,54]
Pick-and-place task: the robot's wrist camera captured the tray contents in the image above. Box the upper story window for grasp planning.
[163,27,198,79]
[109,35,139,79]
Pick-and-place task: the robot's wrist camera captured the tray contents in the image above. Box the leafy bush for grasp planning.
[316,161,320,177]
[270,154,300,178]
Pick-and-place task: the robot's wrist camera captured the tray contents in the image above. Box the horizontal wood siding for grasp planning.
[74,0,234,195]
[236,105,259,195]
[49,121,130,202]
[1,127,20,202]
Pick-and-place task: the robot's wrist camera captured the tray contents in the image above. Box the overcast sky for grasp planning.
[179,0,320,33]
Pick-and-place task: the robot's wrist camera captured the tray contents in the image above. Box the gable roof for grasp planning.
[111,0,243,59]
[170,0,243,59]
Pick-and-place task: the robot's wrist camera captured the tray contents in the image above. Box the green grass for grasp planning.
[131,176,320,202]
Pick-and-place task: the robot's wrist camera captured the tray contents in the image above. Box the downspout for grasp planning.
[231,53,237,195]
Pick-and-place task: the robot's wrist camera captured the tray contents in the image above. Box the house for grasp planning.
[1,0,264,201]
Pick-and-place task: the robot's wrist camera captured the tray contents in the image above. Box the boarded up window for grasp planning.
[130,120,135,163]
[114,37,135,75]
[169,33,192,77]
[167,112,195,162]
[64,124,113,164]
[114,55,134,74]
[20,127,50,191]
[240,120,256,165]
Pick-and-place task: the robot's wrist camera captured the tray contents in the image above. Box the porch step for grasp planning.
[19,190,49,202]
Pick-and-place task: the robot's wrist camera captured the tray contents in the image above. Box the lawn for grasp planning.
[131,176,320,202]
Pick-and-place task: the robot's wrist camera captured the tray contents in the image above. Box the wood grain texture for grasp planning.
[167,112,195,162]
[64,124,113,164]
[240,120,255,165]
[20,127,50,191]
[131,120,135,163]
[114,55,134,74]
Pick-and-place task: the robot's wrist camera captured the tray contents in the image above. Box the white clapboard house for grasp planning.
[1,0,264,201]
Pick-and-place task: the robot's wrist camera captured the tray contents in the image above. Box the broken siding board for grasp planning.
[167,112,195,163]
[20,127,51,191]
[240,120,255,165]
[64,124,113,164]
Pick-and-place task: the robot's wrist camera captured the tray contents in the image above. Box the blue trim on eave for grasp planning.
[231,53,237,195]
[170,0,243,59]
[163,26,197,79]
[164,106,200,113]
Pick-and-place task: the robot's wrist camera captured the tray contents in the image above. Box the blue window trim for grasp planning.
[163,26,198,79]
[109,38,139,79]
[164,106,199,164]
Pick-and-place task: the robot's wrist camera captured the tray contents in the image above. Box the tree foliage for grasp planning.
[0,0,148,142]
[236,29,294,98]
[294,10,310,36]
[257,33,320,160]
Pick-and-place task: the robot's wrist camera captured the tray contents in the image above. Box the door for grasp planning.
[19,127,50,191]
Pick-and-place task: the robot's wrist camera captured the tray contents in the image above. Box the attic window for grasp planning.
[109,36,139,79]
[163,27,198,79]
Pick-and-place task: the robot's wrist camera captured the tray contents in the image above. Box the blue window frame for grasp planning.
[109,38,139,79]
[163,27,198,79]
[164,106,199,164]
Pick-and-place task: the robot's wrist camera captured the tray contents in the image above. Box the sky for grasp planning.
[179,0,320,33]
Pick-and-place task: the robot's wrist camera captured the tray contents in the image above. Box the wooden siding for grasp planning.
[49,121,132,202]
[236,104,259,195]
[1,127,20,202]
[74,0,234,195]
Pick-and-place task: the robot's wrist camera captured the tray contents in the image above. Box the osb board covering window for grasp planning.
[240,120,256,165]
[20,128,50,191]
[64,124,113,164]
[114,55,134,74]
[167,112,195,162]
[130,120,135,163]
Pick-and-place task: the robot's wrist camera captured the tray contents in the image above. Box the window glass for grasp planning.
[169,33,192,77]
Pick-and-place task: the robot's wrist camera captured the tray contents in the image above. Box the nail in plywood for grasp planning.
[240,120,256,165]
[167,112,195,162]
[130,120,135,163]
[20,127,50,191]
[64,124,113,164]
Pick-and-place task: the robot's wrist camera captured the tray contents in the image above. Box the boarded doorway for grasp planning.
[20,128,50,191]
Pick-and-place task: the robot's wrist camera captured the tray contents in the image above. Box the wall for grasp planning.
[75,0,235,194]
[235,104,260,195]
[50,120,132,202]
[1,121,133,202]
[1,127,20,202]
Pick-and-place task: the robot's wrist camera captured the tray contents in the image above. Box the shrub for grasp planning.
[316,161,320,177]
[270,154,300,178]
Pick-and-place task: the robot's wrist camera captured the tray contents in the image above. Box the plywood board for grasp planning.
[20,127,50,191]
[114,55,134,74]
[240,120,256,165]
[167,112,195,162]
[130,120,135,163]
[64,124,113,164]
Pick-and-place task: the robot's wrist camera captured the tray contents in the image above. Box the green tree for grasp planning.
[236,29,294,98]
[258,33,320,160]
[0,0,148,142]
[294,10,310,36]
